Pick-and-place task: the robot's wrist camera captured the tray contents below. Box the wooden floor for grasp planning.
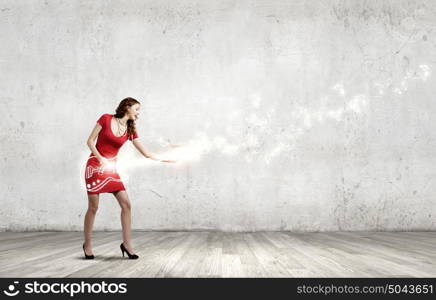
[0,231,435,277]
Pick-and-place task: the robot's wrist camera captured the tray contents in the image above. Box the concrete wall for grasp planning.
[1,0,435,231]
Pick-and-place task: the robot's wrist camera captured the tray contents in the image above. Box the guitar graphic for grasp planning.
[85,156,120,191]
[85,156,117,179]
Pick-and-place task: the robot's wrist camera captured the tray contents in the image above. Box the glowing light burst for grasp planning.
[332,83,345,96]
[77,63,434,185]
[371,64,432,96]
[160,143,205,162]
[101,160,116,171]
[419,64,431,81]
[157,133,240,162]
[116,136,216,172]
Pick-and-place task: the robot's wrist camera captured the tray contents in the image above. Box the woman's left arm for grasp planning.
[132,138,161,161]
[132,138,176,163]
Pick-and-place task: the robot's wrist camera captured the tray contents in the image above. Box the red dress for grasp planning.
[85,113,138,195]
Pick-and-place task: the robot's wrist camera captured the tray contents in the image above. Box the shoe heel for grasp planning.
[120,244,125,257]
[83,243,95,259]
[120,243,139,259]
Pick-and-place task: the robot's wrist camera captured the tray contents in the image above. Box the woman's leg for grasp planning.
[112,190,135,253]
[83,193,99,255]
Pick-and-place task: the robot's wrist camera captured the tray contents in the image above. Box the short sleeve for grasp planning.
[130,129,139,141]
[96,114,108,128]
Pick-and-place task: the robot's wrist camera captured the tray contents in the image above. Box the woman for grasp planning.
[83,97,175,260]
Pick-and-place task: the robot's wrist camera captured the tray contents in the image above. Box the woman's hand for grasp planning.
[98,156,109,166]
[160,159,176,163]
[145,153,176,163]
[160,144,181,163]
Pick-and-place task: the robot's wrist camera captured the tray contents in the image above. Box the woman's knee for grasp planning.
[87,194,99,214]
[114,191,131,211]
[121,201,131,211]
[88,205,99,214]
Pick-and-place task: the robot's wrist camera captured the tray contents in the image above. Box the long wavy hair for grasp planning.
[114,97,141,140]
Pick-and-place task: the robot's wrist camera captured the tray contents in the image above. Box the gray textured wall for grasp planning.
[1,0,435,231]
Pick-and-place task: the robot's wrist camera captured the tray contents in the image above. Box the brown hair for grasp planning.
[114,97,141,140]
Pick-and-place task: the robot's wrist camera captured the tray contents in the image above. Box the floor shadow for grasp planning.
[74,256,134,261]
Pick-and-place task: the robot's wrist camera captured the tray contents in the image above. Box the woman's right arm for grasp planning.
[86,123,104,162]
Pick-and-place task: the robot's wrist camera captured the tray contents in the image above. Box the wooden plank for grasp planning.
[0,231,435,277]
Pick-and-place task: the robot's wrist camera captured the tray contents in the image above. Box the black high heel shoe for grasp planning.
[120,243,139,259]
[82,243,94,259]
